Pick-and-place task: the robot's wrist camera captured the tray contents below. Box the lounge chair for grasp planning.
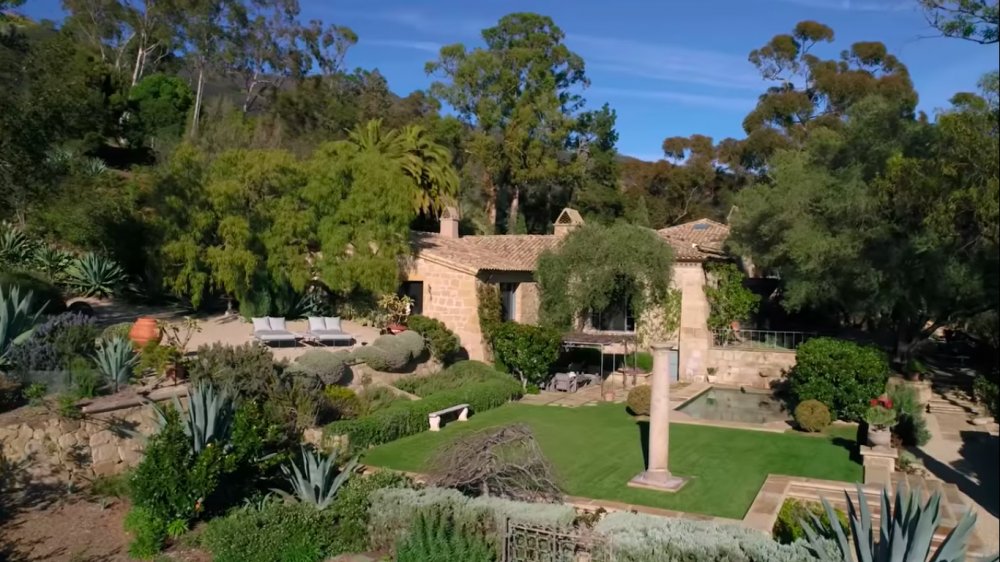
[305,316,354,346]
[252,317,298,346]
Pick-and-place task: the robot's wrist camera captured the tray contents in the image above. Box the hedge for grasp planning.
[406,315,460,363]
[395,360,510,397]
[790,337,889,422]
[326,375,522,449]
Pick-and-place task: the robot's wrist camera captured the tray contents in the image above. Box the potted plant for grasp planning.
[377,294,412,334]
[864,395,898,447]
[158,317,201,382]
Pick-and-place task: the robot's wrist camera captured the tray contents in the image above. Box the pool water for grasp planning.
[677,387,789,424]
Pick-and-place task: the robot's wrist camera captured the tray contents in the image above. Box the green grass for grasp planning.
[363,403,862,519]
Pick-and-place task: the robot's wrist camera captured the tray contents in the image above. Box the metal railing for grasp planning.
[711,328,817,350]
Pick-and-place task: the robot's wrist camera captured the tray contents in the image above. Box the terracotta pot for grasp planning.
[868,427,892,447]
[129,317,161,349]
[387,323,407,335]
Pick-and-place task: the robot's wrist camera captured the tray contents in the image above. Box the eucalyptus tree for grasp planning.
[920,0,999,44]
[427,12,589,233]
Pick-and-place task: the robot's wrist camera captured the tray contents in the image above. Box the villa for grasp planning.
[404,206,731,381]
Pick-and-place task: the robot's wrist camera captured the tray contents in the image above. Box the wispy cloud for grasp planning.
[342,8,487,38]
[363,38,442,54]
[568,34,763,92]
[591,87,756,111]
[772,0,911,11]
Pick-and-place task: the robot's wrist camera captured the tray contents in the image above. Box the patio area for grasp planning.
[520,380,707,407]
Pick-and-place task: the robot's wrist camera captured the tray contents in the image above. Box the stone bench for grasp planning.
[428,403,470,431]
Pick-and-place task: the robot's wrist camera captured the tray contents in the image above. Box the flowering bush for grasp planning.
[863,395,897,430]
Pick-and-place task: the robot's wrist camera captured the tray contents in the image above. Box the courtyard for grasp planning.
[363,402,862,519]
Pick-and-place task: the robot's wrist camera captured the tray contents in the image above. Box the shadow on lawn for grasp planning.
[637,420,650,469]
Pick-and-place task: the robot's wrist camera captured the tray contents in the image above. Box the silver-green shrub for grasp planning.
[287,349,352,386]
[595,511,823,562]
[394,330,425,358]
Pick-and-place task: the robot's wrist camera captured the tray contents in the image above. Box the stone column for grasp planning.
[628,342,687,492]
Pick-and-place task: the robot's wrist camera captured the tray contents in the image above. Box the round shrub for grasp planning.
[0,270,66,314]
[324,385,361,420]
[626,385,652,416]
[394,330,426,359]
[288,349,352,386]
[406,315,460,363]
[789,337,889,422]
[355,335,413,372]
[793,399,831,432]
[772,498,848,544]
[102,322,134,341]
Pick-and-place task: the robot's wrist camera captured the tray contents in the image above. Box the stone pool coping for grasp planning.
[669,384,793,434]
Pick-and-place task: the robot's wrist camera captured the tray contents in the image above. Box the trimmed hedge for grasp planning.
[790,337,889,422]
[406,315,460,363]
[288,349,352,386]
[395,360,510,397]
[793,399,831,433]
[354,332,421,372]
[395,330,426,358]
[327,374,522,450]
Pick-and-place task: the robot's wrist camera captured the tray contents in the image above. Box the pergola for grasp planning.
[560,331,641,383]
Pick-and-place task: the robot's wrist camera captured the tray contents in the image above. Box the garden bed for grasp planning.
[364,402,862,519]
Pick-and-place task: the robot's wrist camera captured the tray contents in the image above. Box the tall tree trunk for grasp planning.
[507,186,520,234]
[190,67,205,138]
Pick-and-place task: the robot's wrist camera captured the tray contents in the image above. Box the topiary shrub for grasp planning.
[354,335,413,372]
[288,350,352,386]
[406,315,460,363]
[789,337,889,422]
[772,498,848,544]
[626,385,651,416]
[793,399,831,432]
[395,330,426,359]
[0,271,66,315]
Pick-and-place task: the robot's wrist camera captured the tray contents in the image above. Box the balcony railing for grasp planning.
[711,328,816,350]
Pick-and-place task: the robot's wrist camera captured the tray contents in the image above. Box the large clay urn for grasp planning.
[129,317,161,348]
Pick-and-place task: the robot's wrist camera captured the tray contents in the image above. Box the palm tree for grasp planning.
[345,119,459,216]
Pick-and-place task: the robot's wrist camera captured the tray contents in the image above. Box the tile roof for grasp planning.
[413,233,561,274]
[413,217,730,274]
[657,218,730,261]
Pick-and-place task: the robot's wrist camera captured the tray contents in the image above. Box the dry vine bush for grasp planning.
[428,424,562,503]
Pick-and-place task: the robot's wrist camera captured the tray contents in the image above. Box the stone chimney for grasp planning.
[553,208,584,239]
[439,206,460,239]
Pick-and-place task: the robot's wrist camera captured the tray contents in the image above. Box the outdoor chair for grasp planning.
[547,372,579,393]
[251,317,298,346]
[305,316,355,346]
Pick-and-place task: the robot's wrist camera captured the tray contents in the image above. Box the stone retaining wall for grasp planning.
[706,348,798,388]
[0,387,186,484]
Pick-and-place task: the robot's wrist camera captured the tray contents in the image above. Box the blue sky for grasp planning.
[21,0,999,161]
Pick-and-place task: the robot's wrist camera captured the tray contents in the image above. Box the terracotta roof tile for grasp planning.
[657,218,730,261]
[413,233,561,273]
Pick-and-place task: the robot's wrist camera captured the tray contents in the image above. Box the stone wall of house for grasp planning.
[705,348,797,388]
[479,271,538,326]
[675,263,712,382]
[405,257,485,360]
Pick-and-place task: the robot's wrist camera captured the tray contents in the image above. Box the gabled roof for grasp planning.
[413,233,561,275]
[657,218,730,261]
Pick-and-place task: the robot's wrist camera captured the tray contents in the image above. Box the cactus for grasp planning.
[279,447,357,510]
[0,287,44,366]
[93,336,139,392]
[801,483,995,562]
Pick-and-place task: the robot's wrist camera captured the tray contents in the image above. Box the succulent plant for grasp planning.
[0,222,37,268]
[0,286,44,367]
[801,483,993,562]
[32,245,75,282]
[93,336,138,392]
[153,381,233,454]
[279,447,357,510]
[66,253,126,298]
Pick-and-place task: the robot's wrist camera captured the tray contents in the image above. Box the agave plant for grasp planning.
[32,245,74,283]
[0,222,36,268]
[153,381,233,454]
[279,447,357,510]
[802,483,996,562]
[0,287,44,367]
[66,253,126,298]
[93,336,138,392]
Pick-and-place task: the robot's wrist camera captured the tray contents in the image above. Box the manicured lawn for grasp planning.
[363,402,862,519]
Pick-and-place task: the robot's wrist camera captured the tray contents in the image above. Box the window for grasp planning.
[590,295,636,332]
[399,281,424,315]
[500,283,518,322]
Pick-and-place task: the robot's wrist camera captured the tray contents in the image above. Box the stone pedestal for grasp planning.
[629,342,687,493]
[861,445,898,487]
